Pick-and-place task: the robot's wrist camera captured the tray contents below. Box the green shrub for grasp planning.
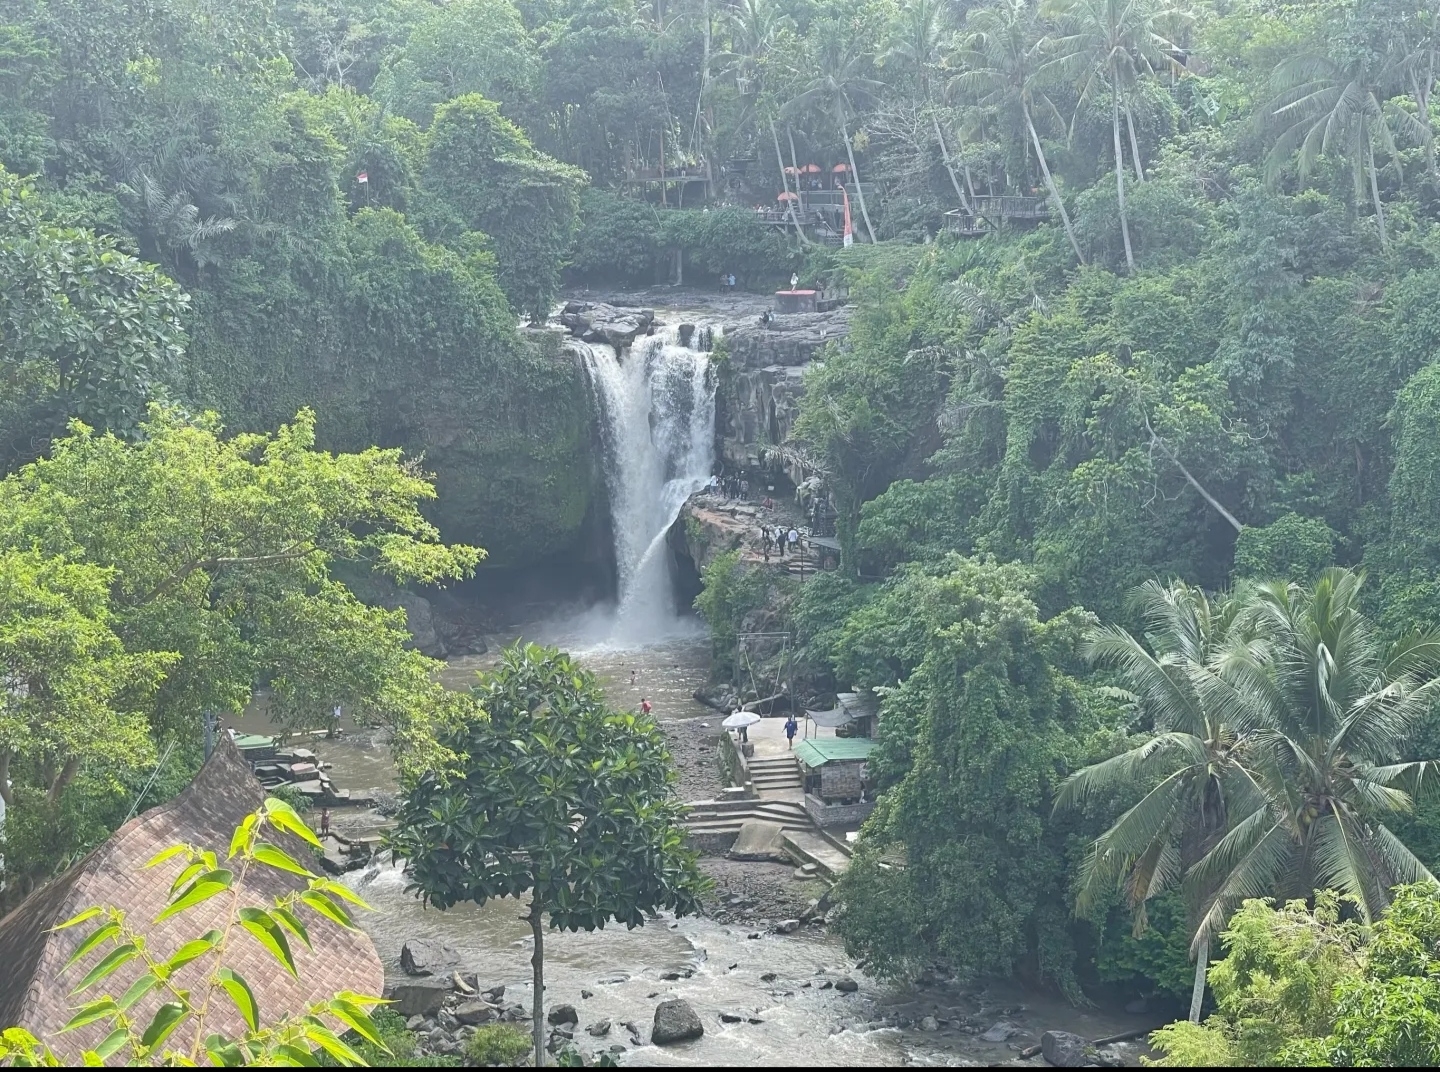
[465,1024,533,1066]
[570,189,662,284]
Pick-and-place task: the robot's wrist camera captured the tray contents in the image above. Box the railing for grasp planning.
[622,168,709,183]
[969,194,1050,219]
[944,212,993,236]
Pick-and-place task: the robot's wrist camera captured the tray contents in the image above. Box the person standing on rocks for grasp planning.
[640,697,653,716]
[784,715,798,749]
[319,808,331,838]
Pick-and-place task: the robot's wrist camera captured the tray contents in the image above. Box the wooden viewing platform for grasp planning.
[945,194,1051,236]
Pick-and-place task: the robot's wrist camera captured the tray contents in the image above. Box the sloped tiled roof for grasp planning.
[794,737,875,767]
[0,735,383,1060]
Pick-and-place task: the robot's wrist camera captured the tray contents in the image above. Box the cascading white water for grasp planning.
[578,325,715,644]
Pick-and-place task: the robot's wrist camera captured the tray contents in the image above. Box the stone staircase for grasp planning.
[683,796,811,839]
[747,753,803,794]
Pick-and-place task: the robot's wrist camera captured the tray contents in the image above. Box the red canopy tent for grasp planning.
[800,163,822,173]
[777,191,799,201]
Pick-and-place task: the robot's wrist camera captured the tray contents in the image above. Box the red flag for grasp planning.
[841,185,854,248]
[356,170,369,184]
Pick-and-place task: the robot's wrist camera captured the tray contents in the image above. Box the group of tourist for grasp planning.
[760,523,802,562]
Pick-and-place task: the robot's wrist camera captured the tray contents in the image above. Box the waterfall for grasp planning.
[578,325,716,644]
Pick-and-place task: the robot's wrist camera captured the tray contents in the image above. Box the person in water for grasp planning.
[630,669,637,686]
[319,808,331,838]
[640,697,653,715]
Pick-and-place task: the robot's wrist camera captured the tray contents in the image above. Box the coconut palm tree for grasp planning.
[1055,579,1265,1022]
[784,29,884,243]
[1044,0,1188,271]
[950,0,1085,262]
[1262,48,1412,252]
[1187,568,1440,962]
[883,0,953,102]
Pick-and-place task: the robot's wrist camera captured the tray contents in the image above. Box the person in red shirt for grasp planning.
[640,697,653,715]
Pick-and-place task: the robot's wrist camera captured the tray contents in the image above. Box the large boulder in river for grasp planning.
[1041,1030,1095,1067]
[454,1000,498,1025]
[651,999,704,1045]
[386,979,449,1017]
[547,1004,579,1026]
[400,938,462,977]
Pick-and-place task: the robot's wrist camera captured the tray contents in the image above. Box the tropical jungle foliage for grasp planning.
[11,0,1440,1061]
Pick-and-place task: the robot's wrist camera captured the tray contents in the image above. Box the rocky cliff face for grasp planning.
[717,307,852,481]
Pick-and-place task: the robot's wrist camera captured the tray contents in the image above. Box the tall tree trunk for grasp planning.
[838,102,878,244]
[0,748,11,806]
[1112,82,1136,271]
[530,890,546,1066]
[1024,103,1084,264]
[1124,97,1145,182]
[47,755,79,808]
[772,120,810,243]
[933,113,973,213]
[1365,130,1389,251]
[1189,936,1209,1022]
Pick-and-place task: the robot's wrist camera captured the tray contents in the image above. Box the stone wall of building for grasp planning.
[804,795,874,828]
[819,760,866,801]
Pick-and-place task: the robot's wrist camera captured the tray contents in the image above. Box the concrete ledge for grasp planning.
[687,830,738,855]
[717,731,757,799]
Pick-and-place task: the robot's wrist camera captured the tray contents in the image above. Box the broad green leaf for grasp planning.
[237,907,296,976]
[228,814,259,859]
[138,1002,187,1052]
[263,799,323,850]
[169,860,207,897]
[326,996,386,1049]
[71,943,139,994]
[298,890,352,929]
[204,1034,245,1067]
[304,1025,364,1066]
[272,1041,319,1065]
[215,968,258,1032]
[60,998,119,1033]
[143,845,191,870]
[272,906,312,950]
[313,880,369,910]
[51,907,104,932]
[92,1028,128,1061]
[63,921,121,969]
[164,930,222,974]
[154,871,233,924]
[116,970,161,1012]
[252,842,314,878]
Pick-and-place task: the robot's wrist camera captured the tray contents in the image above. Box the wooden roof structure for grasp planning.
[0,735,383,1059]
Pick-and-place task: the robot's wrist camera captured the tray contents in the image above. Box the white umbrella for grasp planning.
[722,711,761,730]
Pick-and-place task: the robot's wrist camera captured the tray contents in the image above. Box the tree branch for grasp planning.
[1145,417,1244,533]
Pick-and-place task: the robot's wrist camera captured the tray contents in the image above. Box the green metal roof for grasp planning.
[231,733,277,750]
[793,737,875,767]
